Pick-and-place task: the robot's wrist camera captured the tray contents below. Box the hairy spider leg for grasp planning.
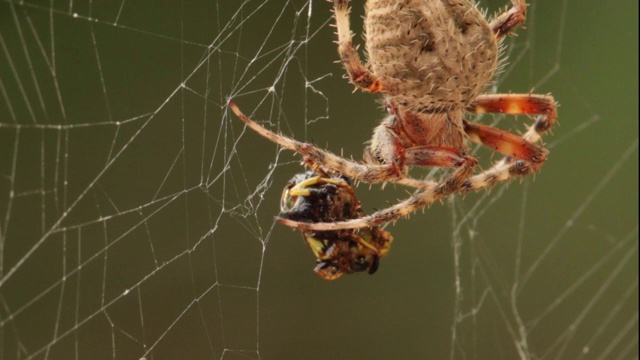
[230,100,393,182]
[332,0,383,92]
[490,0,528,38]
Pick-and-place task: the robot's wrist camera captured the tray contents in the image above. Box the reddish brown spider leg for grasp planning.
[404,146,471,168]
[463,120,548,168]
[332,0,383,92]
[490,0,527,39]
[404,146,478,193]
[467,94,558,142]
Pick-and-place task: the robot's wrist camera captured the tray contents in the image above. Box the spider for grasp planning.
[281,170,393,280]
[229,0,557,231]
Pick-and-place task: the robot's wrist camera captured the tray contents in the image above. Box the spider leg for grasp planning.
[332,0,382,92]
[404,146,476,170]
[466,93,557,143]
[229,100,430,188]
[490,0,527,39]
[392,145,479,192]
[462,120,548,167]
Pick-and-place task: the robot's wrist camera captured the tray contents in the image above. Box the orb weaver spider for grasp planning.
[230,0,557,232]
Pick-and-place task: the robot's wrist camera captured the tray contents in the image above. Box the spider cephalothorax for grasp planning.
[230,0,557,232]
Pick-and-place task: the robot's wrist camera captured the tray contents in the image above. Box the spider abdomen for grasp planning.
[365,0,498,111]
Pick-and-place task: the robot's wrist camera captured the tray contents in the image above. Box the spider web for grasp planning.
[0,0,637,359]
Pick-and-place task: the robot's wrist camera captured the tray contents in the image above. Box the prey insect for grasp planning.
[281,170,393,280]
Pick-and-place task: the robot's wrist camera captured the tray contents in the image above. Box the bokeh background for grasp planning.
[0,1,637,359]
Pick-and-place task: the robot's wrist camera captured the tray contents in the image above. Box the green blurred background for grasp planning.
[0,0,637,359]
